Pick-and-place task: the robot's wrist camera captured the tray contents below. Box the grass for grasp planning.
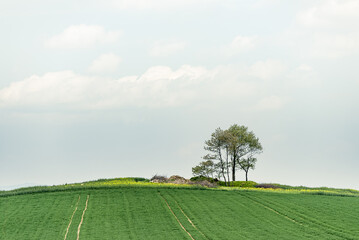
[0,178,205,198]
[1,178,359,239]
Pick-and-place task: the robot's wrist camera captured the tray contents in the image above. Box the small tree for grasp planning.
[227,124,262,182]
[238,156,257,181]
[203,128,229,186]
[192,160,215,178]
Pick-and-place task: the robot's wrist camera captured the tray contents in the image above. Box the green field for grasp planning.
[1,180,359,239]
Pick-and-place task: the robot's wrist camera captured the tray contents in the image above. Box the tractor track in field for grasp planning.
[174,200,209,240]
[244,193,355,239]
[242,194,302,225]
[77,195,89,240]
[64,195,81,240]
[158,193,195,240]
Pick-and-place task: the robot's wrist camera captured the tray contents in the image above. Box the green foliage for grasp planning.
[232,181,257,188]
[218,181,257,188]
[203,127,229,184]
[260,183,359,196]
[0,177,204,198]
[190,176,218,183]
[255,183,280,189]
[192,160,215,178]
[200,124,262,183]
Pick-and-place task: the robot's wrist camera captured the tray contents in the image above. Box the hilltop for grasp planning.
[1,177,358,198]
[1,178,359,239]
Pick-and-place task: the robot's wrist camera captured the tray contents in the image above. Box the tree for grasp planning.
[238,156,257,181]
[201,124,262,184]
[226,124,262,182]
[203,128,230,186]
[192,160,215,178]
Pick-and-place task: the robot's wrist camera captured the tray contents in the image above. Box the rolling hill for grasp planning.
[1,178,359,239]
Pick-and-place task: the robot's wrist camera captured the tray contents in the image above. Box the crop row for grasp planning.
[1,187,359,239]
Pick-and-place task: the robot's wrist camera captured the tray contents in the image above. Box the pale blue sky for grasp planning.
[1,0,359,190]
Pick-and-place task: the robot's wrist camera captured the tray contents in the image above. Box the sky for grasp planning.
[1,0,359,190]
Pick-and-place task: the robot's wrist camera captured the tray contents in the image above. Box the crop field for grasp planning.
[1,183,359,239]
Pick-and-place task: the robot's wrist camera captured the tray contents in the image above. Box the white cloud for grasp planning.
[224,35,257,56]
[89,53,121,73]
[248,59,285,80]
[0,62,287,110]
[0,71,94,106]
[149,40,186,57]
[0,66,209,109]
[45,25,120,49]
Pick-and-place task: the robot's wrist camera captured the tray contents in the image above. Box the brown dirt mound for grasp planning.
[150,174,217,188]
[150,175,168,183]
[168,175,190,184]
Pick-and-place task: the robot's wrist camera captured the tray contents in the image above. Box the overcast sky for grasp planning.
[1,0,359,190]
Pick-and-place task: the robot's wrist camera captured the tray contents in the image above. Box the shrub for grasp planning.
[188,180,218,188]
[255,184,279,189]
[150,175,168,183]
[133,177,150,182]
[233,181,257,188]
[217,181,257,187]
[190,176,218,183]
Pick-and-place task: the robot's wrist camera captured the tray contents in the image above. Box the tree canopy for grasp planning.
[194,124,262,185]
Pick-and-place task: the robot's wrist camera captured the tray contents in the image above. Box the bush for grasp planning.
[150,175,168,183]
[255,184,279,189]
[188,180,218,188]
[190,176,218,183]
[133,177,150,182]
[233,181,257,188]
[217,181,257,187]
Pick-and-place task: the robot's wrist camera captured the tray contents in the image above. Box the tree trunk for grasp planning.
[245,170,248,181]
[232,152,236,182]
[232,161,236,182]
[226,148,230,186]
[222,171,227,186]
[218,149,227,186]
[221,162,227,186]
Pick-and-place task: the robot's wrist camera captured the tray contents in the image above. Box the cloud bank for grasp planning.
[0,62,286,110]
